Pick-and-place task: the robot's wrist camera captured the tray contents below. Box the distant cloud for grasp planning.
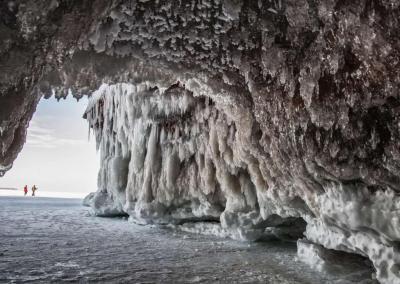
[26,120,87,149]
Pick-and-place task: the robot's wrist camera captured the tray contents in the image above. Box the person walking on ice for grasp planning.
[23,185,28,196]
[31,185,38,196]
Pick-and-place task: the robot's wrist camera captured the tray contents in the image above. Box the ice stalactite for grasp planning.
[85,82,400,284]
[84,82,270,240]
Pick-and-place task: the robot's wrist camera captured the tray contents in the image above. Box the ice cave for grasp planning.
[1,0,400,283]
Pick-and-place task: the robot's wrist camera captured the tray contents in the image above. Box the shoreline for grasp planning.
[0,189,86,199]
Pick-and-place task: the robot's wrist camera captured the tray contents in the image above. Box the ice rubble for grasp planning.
[85,83,400,283]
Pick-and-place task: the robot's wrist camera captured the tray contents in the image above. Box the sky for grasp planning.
[0,95,99,198]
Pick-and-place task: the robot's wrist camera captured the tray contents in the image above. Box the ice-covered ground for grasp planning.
[0,189,86,199]
[0,197,376,283]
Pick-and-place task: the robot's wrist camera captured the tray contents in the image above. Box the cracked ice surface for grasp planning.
[0,196,376,283]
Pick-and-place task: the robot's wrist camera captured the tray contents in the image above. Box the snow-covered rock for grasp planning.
[82,192,95,207]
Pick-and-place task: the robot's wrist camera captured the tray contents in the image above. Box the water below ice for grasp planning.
[0,196,376,283]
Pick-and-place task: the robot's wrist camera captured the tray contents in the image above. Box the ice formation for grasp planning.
[84,82,400,283]
[1,1,400,283]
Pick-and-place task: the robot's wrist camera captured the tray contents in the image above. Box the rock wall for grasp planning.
[1,1,400,283]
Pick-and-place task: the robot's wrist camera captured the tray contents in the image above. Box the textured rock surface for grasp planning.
[1,1,400,283]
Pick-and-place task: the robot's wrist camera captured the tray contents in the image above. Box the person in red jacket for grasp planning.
[23,185,28,196]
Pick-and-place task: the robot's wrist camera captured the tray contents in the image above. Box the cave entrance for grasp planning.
[0,95,99,198]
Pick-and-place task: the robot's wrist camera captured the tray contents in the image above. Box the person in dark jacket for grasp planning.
[31,185,37,196]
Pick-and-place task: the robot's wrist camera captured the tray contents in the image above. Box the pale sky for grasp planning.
[0,95,99,198]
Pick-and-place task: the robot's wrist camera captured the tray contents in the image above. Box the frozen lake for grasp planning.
[0,196,375,283]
